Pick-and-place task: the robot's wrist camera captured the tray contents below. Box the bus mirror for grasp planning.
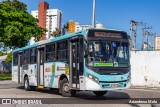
[84,40,88,58]
[84,51,88,58]
[84,46,89,58]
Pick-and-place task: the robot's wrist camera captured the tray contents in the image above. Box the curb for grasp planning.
[0,84,22,89]
[0,80,21,89]
[130,86,160,90]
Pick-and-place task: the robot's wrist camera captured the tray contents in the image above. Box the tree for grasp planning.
[0,51,7,56]
[62,22,69,35]
[0,42,8,52]
[5,51,12,62]
[0,0,46,49]
[51,28,61,37]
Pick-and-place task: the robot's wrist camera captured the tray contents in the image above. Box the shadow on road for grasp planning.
[15,86,136,104]
[17,86,130,100]
[17,86,61,95]
[75,91,130,99]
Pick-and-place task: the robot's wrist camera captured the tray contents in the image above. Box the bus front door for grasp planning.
[18,52,23,83]
[37,48,45,86]
[70,38,81,89]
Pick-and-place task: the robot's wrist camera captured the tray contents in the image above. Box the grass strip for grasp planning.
[0,75,12,80]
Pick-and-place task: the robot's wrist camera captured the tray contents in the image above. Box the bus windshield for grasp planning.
[87,40,130,67]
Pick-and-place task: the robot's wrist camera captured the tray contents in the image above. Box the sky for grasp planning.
[1,0,160,49]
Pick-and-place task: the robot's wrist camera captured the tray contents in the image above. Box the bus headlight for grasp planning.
[127,74,131,82]
[87,74,99,83]
[88,74,93,79]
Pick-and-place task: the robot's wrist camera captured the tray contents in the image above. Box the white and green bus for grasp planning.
[12,28,131,97]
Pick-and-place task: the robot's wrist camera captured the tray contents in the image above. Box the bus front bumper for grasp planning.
[83,77,131,91]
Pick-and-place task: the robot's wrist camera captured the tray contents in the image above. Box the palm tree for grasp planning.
[51,28,61,37]
[62,22,69,35]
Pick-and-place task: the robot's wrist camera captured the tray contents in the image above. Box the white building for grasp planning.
[75,23,91,32]
[68,21,92,33]
[68,21,105,34]
[30,8,62,45]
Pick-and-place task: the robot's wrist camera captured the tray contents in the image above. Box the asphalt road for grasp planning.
[0,81,160,107]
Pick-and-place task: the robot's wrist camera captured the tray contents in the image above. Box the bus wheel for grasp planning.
[24,77,30,91]
[60,78,76,97]
[93,91,107,96]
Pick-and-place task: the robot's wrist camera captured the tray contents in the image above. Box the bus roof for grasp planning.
[13,28,126,52]
[13,30,87,52]
[104,28,123,32]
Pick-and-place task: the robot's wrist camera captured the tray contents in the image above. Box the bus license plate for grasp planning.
[111,84,118,88]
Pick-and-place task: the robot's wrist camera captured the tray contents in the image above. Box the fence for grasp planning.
[131,51,160,87]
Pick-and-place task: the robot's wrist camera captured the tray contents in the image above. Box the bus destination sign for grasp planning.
[94,32,123,38]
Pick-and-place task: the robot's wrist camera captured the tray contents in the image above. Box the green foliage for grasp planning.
[0,51,7,56]
[5,51,12,62]
[52,22,69,37]
[0,0,46,48]
[0,73,11,80]
[51,28,61,37]
[62,22,69,35]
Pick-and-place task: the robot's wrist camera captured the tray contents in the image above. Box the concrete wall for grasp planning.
[131,51,160,87]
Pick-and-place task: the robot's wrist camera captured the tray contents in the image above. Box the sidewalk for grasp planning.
[0,80,21,89]
[130,86,160,91]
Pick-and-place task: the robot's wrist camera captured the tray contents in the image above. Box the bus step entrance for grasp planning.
[37,85,44,89]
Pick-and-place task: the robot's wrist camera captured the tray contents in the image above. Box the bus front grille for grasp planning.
[99,80,127,83]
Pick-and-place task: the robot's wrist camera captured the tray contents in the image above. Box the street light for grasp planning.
[92,0,96,28]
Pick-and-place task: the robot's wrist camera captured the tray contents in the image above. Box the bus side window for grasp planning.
[23,49,30,64]
[57,40,68,60]
[46,43,55,62]
[30,48,37,63]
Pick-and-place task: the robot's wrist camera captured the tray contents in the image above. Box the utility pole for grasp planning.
[145,31,150,49]
[153,33,156,50]
[145,31,156,50]
[133,25,137,50]
[130,20,144,50]
[150,33,156,50]
[130,21,133,50]
[142,27,152,50]
[92,0,96,28]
